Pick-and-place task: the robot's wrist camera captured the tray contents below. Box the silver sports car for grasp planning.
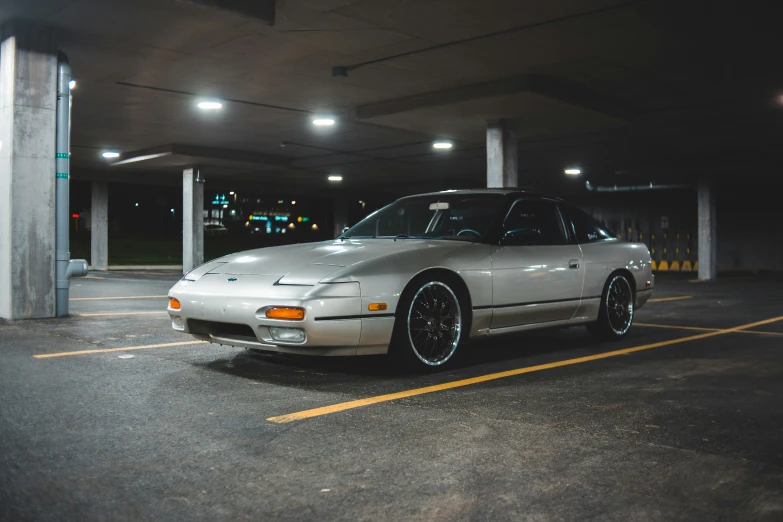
[168,189,653,370]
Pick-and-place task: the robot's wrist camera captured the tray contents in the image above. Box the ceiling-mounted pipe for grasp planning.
[585,181,691,192]
[55,53,88,317]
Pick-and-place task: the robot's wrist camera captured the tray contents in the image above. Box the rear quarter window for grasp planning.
[564,205,616,243]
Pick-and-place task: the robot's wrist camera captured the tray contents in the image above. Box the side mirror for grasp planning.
[341,226,350,234]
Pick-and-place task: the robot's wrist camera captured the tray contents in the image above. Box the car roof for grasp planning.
[402,188,562,201]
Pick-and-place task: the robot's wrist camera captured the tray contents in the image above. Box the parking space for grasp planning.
[2,272,783,520]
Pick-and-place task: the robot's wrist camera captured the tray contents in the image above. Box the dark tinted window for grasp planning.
[564,205,616,243]
[343,195,502,241]
[501,200,567,246]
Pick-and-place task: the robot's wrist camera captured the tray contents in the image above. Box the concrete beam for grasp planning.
[90,181,109,271]
[697,179,717,280]
[182,167,204,274]
[356,75,632,122]
[486,119,518,188]
[0,21,58,319]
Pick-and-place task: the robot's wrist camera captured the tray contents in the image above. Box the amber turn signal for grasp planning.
[266,307,305,320]
[368,303,387,311]
[169,298,181,310]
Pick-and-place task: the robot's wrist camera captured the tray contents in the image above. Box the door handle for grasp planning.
[568,259,580,269]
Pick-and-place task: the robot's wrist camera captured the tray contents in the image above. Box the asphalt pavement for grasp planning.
[1,271,782,521]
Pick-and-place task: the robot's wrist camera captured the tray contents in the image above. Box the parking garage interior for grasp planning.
[2,1,783,520]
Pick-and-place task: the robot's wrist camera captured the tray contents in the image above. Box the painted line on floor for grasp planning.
[69,295,168,301]
[648,296,693,303]
[266,315,783,424]
[77,311,169,317]
[34,340,206,359]
[636,322,783,337]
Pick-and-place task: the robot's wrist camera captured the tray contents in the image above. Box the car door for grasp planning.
[490,199,585,329]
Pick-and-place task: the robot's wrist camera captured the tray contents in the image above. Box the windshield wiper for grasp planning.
[394,234,411,241]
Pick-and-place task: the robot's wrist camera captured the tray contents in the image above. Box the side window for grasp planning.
[564,205,616,243]
[501,200,568,246]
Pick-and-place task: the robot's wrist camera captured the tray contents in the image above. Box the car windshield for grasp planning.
[341,194,503,241]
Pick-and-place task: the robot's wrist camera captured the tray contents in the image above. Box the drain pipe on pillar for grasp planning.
[55,52,88,317]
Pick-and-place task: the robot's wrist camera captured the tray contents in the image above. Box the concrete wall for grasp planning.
[0,23,57,318]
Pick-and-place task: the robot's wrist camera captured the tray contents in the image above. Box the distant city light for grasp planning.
[170,208,175,214]
[68,79,76,90]
[432,141,453,150]
[311,224,319,231]
[102,151,120,159]
[288,223,295,229]
[565,168,581,175]
[229,191,235,195]
[197,100,223,110]
[328,175,343,182]
[312,117,336,126]
[291,200,296,205]
[223,204,228,208]
[135,203,139,207]
[71,213,80,219]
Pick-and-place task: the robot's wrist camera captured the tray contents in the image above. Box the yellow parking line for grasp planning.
[77,311,168,317]
[648,296,693,303]
[267,315,783,424]
[637,322,783,337]
[34,340,206,359]
[69,295,168,301]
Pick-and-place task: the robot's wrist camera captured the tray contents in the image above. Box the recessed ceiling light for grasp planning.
[328,175,343,182]
[68,79,76,90]
[197,101,223,110]
[433,141,453,150]
[312,117,336,126]
[565,168,581,175]
[102,151,120,159]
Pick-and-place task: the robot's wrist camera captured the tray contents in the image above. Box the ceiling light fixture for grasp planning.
[565,168,581,175]
[432,141,453,150]
[312,117,336,126]
[197,100,223,110]
[328,175,343,182]
[102,151,120,159]
[68,79,76,90]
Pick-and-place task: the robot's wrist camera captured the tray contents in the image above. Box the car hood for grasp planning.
[194,239,469,284]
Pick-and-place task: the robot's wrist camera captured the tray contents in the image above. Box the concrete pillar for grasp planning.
[333,198,348,237]
[697,179,717,280]
[183,167,204,274]
[486,119,518,188]
[90,181,108,271]
[0,22,58,319]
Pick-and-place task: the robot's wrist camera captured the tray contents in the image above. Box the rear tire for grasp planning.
[587,273,635,341]
[390,276,466,371]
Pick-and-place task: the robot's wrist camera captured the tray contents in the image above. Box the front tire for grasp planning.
[390,277,465,371]
[587,273,635,341]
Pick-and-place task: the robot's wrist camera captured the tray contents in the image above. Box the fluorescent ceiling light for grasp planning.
[433,141,453,150]
[312,117,336,126]
[102,151,120,159]
[565,168,581,175]
[328,175,343,182]
[110,152,170,165]
[68,79,76,90]
[198,101,223,110]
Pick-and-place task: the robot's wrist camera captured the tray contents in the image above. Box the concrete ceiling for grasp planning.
[2,0,782,196]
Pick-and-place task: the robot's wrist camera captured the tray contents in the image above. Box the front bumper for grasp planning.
[167,275,394,356]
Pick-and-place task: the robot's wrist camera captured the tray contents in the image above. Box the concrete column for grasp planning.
[486,119,518,188]
[183,167,204,274]
[697,179,717,280]
[333,198,348,237]
[90,181,108,271]
[0,22,57,319]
